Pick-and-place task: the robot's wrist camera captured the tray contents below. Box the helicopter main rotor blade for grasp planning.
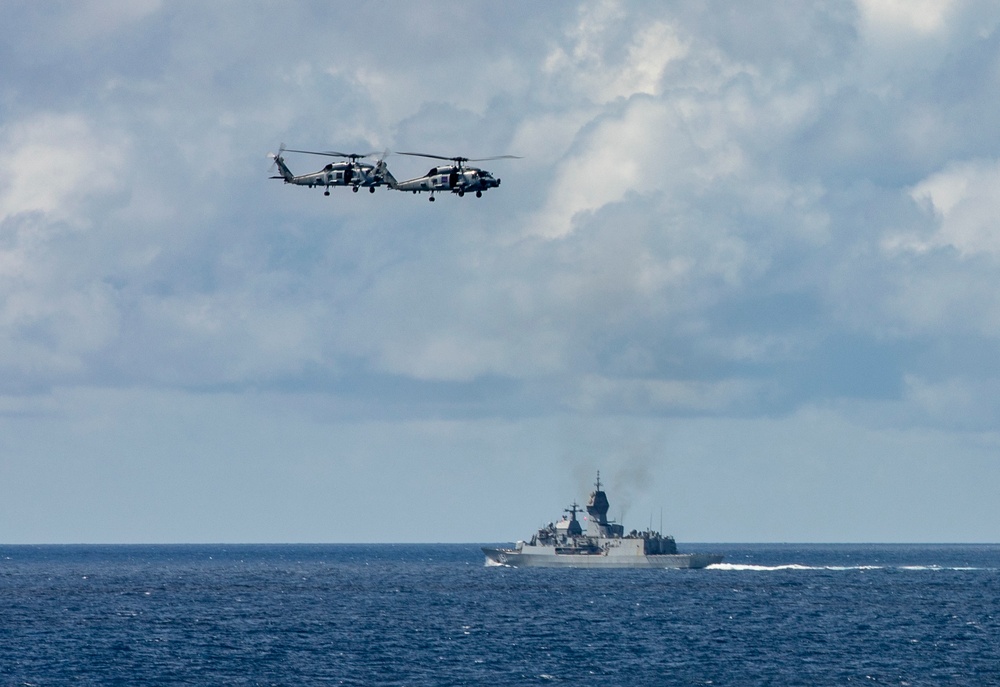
[284,149,378,160]
[466,155,523,162]
[283,148,347,157]
[396,151,454,162]
[396,151,522,163]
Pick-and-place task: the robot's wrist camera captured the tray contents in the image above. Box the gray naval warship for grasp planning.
[482,473,723,569]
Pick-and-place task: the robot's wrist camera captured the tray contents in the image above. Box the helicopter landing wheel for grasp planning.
[429,196,435,202]
[476,191,482,198]
[324,190,330,196]
[352,186,359,193]
[458,190,465,197]
[369,186,376,194]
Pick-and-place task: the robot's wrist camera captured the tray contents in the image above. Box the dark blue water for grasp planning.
[2,544,998,685]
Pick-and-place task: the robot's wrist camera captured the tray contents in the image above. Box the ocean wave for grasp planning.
[708,563,985,572]
[708,563,842,571]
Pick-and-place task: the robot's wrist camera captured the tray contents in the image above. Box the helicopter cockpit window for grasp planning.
[427,168,438,176]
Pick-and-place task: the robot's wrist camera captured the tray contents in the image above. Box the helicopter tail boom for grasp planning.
[377,159,398,189]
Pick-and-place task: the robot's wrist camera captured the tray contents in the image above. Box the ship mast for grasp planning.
[563,502,583,536]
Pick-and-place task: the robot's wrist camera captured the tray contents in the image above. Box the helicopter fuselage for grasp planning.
[289,162,381,188]
[394,165,500,197]
[269,152,394,194]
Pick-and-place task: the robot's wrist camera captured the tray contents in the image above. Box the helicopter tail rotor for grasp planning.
[374,149,398,189]
[267,143,285,167]
[267,143,294,182]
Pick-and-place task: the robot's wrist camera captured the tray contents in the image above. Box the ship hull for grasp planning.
[482,547,723,569]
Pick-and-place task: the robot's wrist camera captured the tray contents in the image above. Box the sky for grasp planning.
[2,0,1000,544]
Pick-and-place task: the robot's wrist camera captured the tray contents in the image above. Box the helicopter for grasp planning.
[268,145,396,194]
[391,152,521,201]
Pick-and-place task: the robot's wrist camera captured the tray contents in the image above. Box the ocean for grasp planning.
[2,543,998,685]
